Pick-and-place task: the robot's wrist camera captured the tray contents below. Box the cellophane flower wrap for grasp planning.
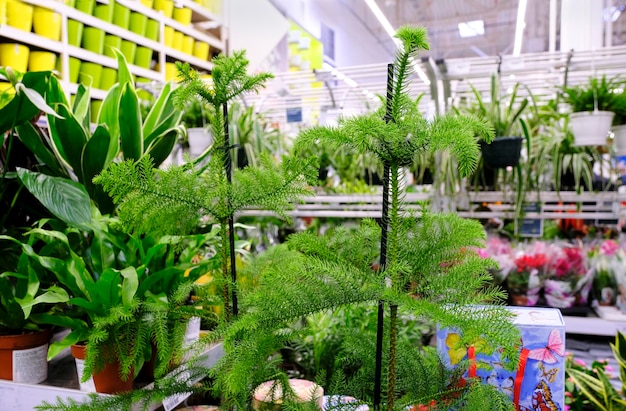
[507,241,549,306]
[544,242,592,308]
[482,236,515,285]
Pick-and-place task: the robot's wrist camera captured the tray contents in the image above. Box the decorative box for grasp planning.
[437,306,565,410]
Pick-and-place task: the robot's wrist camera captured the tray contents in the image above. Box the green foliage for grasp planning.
[565,332,626,411]
[562,75,625,115]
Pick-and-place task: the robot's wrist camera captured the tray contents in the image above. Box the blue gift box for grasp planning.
[437,306,565,411]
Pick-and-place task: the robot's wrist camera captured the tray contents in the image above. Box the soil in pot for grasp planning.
[0,328,52,383]
[71,343,134,394]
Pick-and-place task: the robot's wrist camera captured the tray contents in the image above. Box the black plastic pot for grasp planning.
[480,136,523,169]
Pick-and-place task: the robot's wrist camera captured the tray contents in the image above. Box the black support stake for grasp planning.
[373,63,394,410]
[223,103,238,316]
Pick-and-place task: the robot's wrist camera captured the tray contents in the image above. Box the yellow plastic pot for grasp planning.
[139,0,153,8]
[28,51,56,71]
[103,35,121,58]
[120,40,136,63]
[193,41,209,60]
[99,67,117,90]
[172,31,183,51]
[0,0,7,25]
[145,19,159,41]
[129,12,147,36]
[134,46,152,69]
[173,7,192,25]
[182,35,194,55]
[153,0,173,18]
[0,81,15,96]
[33,7,61,41]
[7,0,33,32]
[164,62,177,81]
[82,27,105,54]
[112,3,130,29]
[0,43,29,72]
[67,20,84,47]
[78,62,102,89]
[94,3,113,22]
[164,26,174,48]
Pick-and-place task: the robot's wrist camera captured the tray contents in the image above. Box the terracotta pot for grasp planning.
[0,328,52,383]
[71,343,134,394]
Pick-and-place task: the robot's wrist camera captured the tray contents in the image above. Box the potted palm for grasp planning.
[562,75,621,147]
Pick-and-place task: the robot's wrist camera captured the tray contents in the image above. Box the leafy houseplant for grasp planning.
[562,75,622,147]
[210,26,521,410]
[565,331,626,411]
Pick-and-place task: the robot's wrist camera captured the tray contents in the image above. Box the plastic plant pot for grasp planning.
[120,40,137,63]
[164,62,177,81]
[182,35,194,55]
[94,2,113,22]
[129,12,148,36]
[193,41,210,60]
[74,0,95,15]
[164,26,174,48]
[173,6,192,25]
[140,0,154,8]
[91,100,102,123]
[33,7,61,41]
[99,67,117,90]
[57,57,82,83]
[78,62,103,89]
[172,31,183,51]
[104,35,122,58]
[67,20,84,47]
[28,51,57,71]
[153,0,173,18]
[82,27,105,54]
[0,0,6,25]
[0,43,29,72]
[134,46,153,69]
[112,3,131,29]
[7,0,34,32]
[145,19,159,41]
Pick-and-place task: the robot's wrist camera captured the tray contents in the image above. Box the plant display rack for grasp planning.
[0,336,224,410]
[0,0,224,99]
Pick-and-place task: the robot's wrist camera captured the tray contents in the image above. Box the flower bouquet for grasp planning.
[481,236,516,286]
[544,243,592,309]
[589,239,623,306]
[507,242,549,306]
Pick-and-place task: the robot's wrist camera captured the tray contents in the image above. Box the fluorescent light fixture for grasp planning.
[458,20,484,38]
[513,0,528,56]
[363,0,430,85]
[363,0,396,38]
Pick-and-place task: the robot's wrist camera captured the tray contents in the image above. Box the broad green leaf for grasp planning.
[49,104,88,176]
[46,75,70,107]
[81,125,111,189]
[119,82,143,160]
[47,327,88,360]
[113,48,133,86]
[16,286,69,318]
[143,81,172,137]
[17,169,93,228]
[120,267,139,307]
[0,71,52,135]
[15,83,62,119]
[15,122,68,177]
[72,83,91,129]
[143,110,180,147]
[145,129,178,167]
[99,83,122,156]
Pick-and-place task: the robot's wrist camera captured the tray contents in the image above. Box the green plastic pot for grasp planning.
[103,35,121,58]
[75,0,95,15]
[134,46,152,69]
[99,67,117,90]
[56,56,81,83]
[112,2,130,29]
[120,40,136,63]
[67,20,84,47]
[78,62,103,89]
[82,27,105,54]
[91,99,102,123]
[129,12,147,36]
[145,19,159,41]
[94,3,113,22]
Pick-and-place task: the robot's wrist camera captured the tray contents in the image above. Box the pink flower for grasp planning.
[564,405,570,411]
[574,358,586,367]
[600,240,619,256]
[605,365,614,372]
[475,248,489,259]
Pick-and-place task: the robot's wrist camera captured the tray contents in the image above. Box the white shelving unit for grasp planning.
[0,0,224,98]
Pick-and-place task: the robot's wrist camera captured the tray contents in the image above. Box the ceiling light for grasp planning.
[458,20,484,38]
[513,0,528,56]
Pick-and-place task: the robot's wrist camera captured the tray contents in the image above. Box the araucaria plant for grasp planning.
[213,26,521,411]
[96,50,315,321]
